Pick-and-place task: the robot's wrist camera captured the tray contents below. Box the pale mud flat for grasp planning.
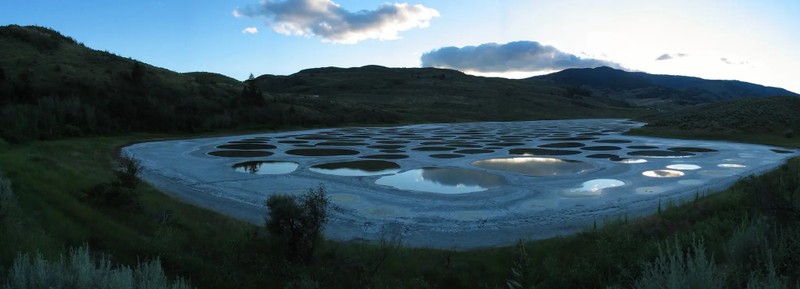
[123,119,799,249]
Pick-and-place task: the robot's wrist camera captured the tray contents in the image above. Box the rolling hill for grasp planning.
[251,65,641,122]
[531,66,797,110]
[0,25,400,142]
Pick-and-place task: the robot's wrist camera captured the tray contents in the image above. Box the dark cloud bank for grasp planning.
[420,41,621,72]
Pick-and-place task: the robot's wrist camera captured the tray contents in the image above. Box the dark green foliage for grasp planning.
[2,246,193,289]
[83,156,142,210]
[0,25,402,143]
[0,174,20,229]
[114,156,141,189]
[266,186,330,264]
[241,73,265,106]
[531,66,796,110]
[641,96,800,135]
[632,239,722,289]
[506,241,534,289]
[130,61,145,84]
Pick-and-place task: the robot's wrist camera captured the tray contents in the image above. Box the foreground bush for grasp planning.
[266,185,330,264]
[2,246,192,289]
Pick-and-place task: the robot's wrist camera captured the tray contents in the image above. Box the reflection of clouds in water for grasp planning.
[472,157,593,176]
[642,170,685,178]
[562,179,625,197]
[666,164,701,170]
[718,164,746,168]
[421,168,505,187]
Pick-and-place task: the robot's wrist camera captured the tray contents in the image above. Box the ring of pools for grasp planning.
[123,119,799,249]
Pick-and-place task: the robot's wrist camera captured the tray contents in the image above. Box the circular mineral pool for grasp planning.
[561,179,625,197]
[412,146,456,151]
[593,139,633,144]
[628,150,695,158]
[447,143,483,148]
[310,160,401,176]
[454,149,495,154]
[367,145,405,149]
[617,158,648,164]
[718,164,746,168]
[586,154,624,161]
[285,148,360,156]
[642,170,685,178]
[375,167,505,194]
[542,137,598,141]
[666,164,702,170]
[486,142,525,147]
[208,150,273,158]
[232,161,299,175]
[360,154,410,160]
[472,157,594,176]
[669,147,718,153]
[315,141,370,146]
[217,143,277,150]
[628,145,658,149]
[376,140,410,144]
[509,148,582,156]
[581,146,622,151]
[430,154,465,159]
[538,142,585,148]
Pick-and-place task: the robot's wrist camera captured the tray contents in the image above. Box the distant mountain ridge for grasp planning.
[249,64,643,122]
[530,66,797,109]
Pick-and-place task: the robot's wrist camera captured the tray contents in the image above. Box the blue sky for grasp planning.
[2,0,798,93]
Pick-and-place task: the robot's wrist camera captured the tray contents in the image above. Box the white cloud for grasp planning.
[233,0,439,44]
[655,53,688,61]
[421,41,621,73]
[242,27,259,34]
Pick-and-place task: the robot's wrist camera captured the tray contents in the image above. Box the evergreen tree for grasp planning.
[241,73,264,106]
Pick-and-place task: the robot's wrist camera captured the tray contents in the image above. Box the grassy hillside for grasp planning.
[254,65,644,122]
[631,96,800,147]
[0,25,400,143]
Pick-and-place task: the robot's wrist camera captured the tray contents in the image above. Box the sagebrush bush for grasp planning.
[2,246,192,289]
[0,175,20,225]
[114,156,142,190]
[266,185,330,264]
[633,238,722,289]
[724,217,771,277]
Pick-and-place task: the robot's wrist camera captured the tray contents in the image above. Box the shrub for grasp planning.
[633,238,722,289]
[2,246,193,289]
[266,185,330,264]
[724,217,771,279]
[84,183,140,210]
[506,241,534,289]
[114,156,142,189]
[0,174,21,229]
